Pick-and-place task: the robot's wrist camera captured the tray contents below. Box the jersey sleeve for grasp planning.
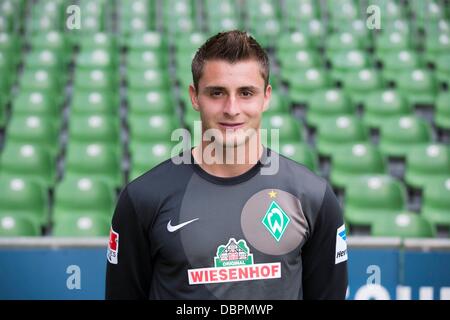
[301,183,348,300]
[105,186,152,300]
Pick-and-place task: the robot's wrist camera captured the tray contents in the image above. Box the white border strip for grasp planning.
[0,237,108,248]
[0,237,449,250]
[404,238,450,250]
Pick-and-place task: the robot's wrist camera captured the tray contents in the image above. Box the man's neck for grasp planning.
[192,141,264,178]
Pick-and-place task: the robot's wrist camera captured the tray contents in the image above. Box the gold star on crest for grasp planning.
[268,190,277,198]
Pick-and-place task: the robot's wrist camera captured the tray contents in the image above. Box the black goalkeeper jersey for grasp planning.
[105,148,348,299]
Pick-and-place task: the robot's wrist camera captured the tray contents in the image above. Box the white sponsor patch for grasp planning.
[335,224,348,264]
[188,263,281,285]
[107,227,119,264]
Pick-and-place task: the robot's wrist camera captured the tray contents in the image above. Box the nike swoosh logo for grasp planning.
[167,218,199,232]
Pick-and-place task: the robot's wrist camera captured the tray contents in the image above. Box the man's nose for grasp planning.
[223,95,240,117]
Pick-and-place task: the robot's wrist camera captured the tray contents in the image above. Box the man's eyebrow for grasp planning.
[203,86,260,92]
[203,86,226,92]
[239,86,260,92]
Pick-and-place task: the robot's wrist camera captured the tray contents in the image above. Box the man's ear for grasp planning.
[189,84,200,111]
[262,84,272,112]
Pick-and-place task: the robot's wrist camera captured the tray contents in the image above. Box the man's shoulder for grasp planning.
[268,150,329,210]
[126,152,193,194]
[275,150,327,186]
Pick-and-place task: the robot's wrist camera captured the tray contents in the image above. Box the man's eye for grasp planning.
[241,91,253,97]
[210,91,223,97]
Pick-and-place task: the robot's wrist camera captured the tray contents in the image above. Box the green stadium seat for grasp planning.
[0,143,56,188]
[0,15,11,33]
[363,90,413,129]
[380,50,422,83]
[162,0,195,29]
[6,114,60,157]
[19,69,61,93]
[167,22,197,39]
[53,214,110,237]
[380,116,432,158]
[396,69,437,106]
[316,116,369,158]
[29,31,70,56]
[130,142,176,180]
[177,69,193,88]
[124,32,167,51]
[0,215,40,236]
[325,32,362,53]
[11,90,60,119]
[28,14,61,36]
[261,114,303,143]
[119,0,152,19]
[0,95,5,128]
[53,176,115,218]
[207,17,240,34]
[127,89,174,115]
[77,48,118,70]
[184,109,201,133]
[435,91,450,130]
[128,114,179,144]
[435,53,450,86]
[379,19,411,38]
[248,19,281,48]
[371,212,435,238]
[306,89,355,128]
[330,143,386,189]
[424,32,450,63]
[68,114,120,147]
[70,90,119,116]
[126,50,166,70]
[288,68,330,105]
[73,69,118,91]
[342,69,383,107]
[78,32,117,51]
[0,49,16,94]
[332,19,371,47]
[0,32,21,55]
[296,19,326,48]
[119,15,151,38]
[24,49,64,70]
[64,143,123,189]
[411,0,445,30]
[379,116,432,158]
[284,0,319,22]
[206,0,240,20]
[345,175,407,227]
[175,32,207,53]
[279,50,321,81]
[328,50,370,82]
[265,91,290,114]
[375,31,412,58]
[405,144,450,189]
[75,13,105,38]
[175,51,196,74]
[422,177,450,227]
[279,142,318,172]
[0,176,49,226]
[370,0,405,21]
[276,31,313,52]
[126,68,170,90]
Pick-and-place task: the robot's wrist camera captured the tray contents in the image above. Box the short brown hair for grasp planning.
[191,30,270,91]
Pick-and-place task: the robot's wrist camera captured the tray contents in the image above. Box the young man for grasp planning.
[105,30,348,299]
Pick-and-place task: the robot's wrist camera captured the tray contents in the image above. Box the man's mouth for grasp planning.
[218,122,245,130]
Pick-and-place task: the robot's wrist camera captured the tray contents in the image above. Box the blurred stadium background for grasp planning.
[0,0,449,299]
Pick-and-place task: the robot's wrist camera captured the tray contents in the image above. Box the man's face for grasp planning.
[189,59,271,148]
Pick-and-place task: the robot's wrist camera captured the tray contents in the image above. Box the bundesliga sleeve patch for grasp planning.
[335,224,348,264]
[107,227,119,264]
